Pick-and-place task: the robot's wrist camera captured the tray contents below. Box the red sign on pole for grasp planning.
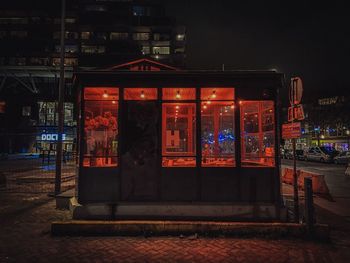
[289,77,303,105]
[288,104,305,122]
[282,122,301,139]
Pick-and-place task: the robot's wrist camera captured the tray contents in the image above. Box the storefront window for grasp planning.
[201,88,235,167]
[162,103,196,167]
[83,88,119,167]
[201,102,235,167]
[240,101,275,167]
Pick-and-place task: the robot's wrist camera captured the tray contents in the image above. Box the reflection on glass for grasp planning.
[162,103,196,167]
[83,88,119,167]
[201,102,235,167]
[241,101,275,167]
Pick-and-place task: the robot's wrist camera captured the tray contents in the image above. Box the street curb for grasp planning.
[51,221,330,240]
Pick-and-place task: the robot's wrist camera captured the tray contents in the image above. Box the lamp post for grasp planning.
[55,0,66,195]
[346,130,350,150]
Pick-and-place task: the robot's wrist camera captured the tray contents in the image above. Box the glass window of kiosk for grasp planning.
[240,101,275,167]
[83,87,119,167]
[162,101,196,167]
[201,88,235,167]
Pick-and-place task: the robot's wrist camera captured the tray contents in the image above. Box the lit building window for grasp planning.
[153,33,170,41]
[38,102,75,126]
[124,88,157,100]
[55,45,78,53]
[201,88,235,167]
[81,32,91,40]
[132,32,150,41]
[83,87,119,167]
[65,31,79,39]
[176,34,185,41]
[162,103,196,167]
[53,31,78,39]
[141,45,150,55]
[240,101,275,167]
[110,32,128,40]
[175,47,185,54]
[152,46,170,55]
[81,45,106,54]
[133,6,151,16]
[52,58,78,66]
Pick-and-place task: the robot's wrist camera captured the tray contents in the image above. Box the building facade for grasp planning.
[282,96,350,152]
[0,0,185,155]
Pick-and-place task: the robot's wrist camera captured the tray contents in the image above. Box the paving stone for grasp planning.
[1,192,350,262]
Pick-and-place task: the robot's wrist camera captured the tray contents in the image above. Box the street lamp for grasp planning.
[346,130,350,150]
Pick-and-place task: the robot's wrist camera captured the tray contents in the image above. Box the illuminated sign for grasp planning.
[288,105,305,122]
[282,122,301,139]
[318,96,345,106]
[41,133,66,141]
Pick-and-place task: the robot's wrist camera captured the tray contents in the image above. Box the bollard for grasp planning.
[304,177,314,234]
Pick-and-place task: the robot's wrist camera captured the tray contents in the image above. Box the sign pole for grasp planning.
[55,0,66,196]
[292,137,299,222]
[289,77,302,223]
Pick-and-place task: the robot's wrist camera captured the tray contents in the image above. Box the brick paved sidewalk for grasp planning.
[1,192,350,263]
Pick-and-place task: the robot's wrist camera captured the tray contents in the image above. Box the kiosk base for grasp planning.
[69,198,285,222]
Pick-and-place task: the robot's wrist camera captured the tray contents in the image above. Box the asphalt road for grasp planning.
[281,159,350,217]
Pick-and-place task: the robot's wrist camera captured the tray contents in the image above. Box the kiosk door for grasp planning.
[121,101,159,201]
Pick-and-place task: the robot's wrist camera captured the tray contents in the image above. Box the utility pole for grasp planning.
[55,0,66,195]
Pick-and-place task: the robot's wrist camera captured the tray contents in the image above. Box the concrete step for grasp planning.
[56,189,75,209]
[51,220,330,240]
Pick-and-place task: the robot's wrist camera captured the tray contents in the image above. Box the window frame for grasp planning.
[240,100,276,168]
[82,87,119,168]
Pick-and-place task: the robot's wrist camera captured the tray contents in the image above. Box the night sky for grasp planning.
[164,1,350,102]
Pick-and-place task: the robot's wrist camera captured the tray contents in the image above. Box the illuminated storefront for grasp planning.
[73,64,283,220]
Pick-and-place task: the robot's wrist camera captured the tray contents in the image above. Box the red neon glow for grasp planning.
[124,88,158,100]
[162,88,196,100]
[201,87,235,100]
[84,87,119,100]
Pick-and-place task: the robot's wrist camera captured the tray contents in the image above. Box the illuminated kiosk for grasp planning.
[72,59,284,221]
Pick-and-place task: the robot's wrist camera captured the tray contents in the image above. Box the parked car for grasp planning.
[305,146,338,163]
[334,151,350,164]
[281,149,293,159]
[295,149,306,160]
